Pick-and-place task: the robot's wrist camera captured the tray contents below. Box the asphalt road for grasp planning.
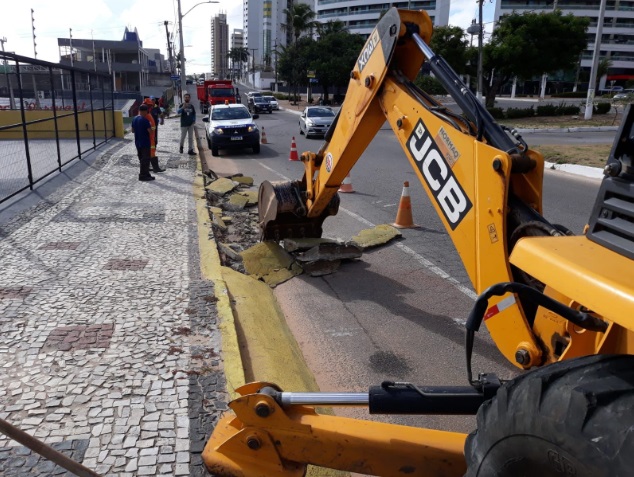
[203,96,605,433]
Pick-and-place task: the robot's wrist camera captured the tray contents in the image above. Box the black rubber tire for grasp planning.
[207,137,212,150]
[465,355,634,477]
[211,145,219,157]
[252,143,260,154]
[299,124,304,135]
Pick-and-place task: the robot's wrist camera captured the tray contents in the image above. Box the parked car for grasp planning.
[202,103,260,156]
[248,96,273,114]
[613,89,634,100]
[299,106,336,138]
[263,95,279,110]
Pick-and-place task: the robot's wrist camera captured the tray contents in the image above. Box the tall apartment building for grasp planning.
[231,29,245,49]
[494,0,634,86]
[315,1,450,36]
[211,13,229,79]
[243,0,312,69]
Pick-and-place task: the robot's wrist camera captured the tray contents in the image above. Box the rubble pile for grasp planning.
[203,173,402,287]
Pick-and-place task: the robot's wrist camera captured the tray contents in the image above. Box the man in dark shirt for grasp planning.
[177,92,196,155]
[131,104,155,181]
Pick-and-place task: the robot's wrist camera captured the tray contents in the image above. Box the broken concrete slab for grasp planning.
[219,243,243,262]
[206,177,237,195]
[300,260,341,277]
[224,194,250,211]
[295,242,363,263]
[231,175,254,186]
[240,242,302,286]
[283,237,340,253]
[212,215,227,232]
[238,190,258,206]
[351,224,402,250]
[221,216,233,224]
[209,206,223,216]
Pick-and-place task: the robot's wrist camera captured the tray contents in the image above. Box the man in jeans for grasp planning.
[178,92,196,155]
[131,104,155,181]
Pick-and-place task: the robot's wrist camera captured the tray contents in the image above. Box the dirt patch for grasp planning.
[499,110,621,129]
[533,144,612,168]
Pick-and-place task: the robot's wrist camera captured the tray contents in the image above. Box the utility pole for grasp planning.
[31,9,37,58]
[164,21,174,74]
[477,0,483,103]
[1,37,16,109]
[177,0,185,100]
[69,28,74,67]
[585,0,608,120]
[273,40,278,93]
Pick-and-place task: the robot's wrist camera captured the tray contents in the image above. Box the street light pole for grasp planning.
[584,0,608,120]
[477,0,484,103]
[177,0,218,101]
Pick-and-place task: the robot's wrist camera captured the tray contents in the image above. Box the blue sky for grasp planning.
[1,1,496,75]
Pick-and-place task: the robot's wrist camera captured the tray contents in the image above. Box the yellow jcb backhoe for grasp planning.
[203,8,634,476]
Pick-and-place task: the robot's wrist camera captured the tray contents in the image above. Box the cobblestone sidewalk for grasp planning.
[0,117,228,476]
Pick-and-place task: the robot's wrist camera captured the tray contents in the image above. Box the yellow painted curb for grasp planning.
[194,173,246,398]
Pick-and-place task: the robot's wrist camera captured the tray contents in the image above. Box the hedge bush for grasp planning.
[552,92,587,98]
[536,103,580,116]
[594,102,611,114]
[505,106,535,119]
[487,107,505,119]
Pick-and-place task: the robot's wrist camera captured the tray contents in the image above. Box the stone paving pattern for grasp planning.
[0,118,228,475]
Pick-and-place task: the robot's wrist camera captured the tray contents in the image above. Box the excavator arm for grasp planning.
[206,7,634,477]
[260,8,549,368]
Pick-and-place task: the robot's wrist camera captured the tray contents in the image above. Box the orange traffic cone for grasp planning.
[392,181,419,229]
[261,127,268,144]
[338,173,355,193]
[289,137,299,161]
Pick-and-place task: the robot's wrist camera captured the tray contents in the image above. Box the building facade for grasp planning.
[211,13,230,79]
[494,0,634,87]
[315,1,450,36]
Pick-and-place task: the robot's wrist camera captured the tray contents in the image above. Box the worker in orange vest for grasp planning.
[143,98,165,173]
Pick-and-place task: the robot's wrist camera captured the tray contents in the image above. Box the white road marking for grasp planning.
[382,203,397,208]
[254,162,476,323]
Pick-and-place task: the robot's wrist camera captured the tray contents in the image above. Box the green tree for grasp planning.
[282,2,317,45]
[316,20,347,38]
[278,37,315,103]
[429,25,469,75]
[482,10,589,106]
[596,57,613,91]
[228,47,249,80]
[308,30,365,103]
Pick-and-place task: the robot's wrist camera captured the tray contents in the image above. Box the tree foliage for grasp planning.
[282,3,317,45]
[482,10,589,106]
[429,25,470,75]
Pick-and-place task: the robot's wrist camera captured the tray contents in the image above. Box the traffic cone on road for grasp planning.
[261,127,268,144]
[289,137,299,161]
[338,174,355,193]
[392,181,419,229]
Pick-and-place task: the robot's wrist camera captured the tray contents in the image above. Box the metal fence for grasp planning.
[0,52,116,205]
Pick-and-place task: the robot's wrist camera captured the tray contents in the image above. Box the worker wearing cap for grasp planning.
[143,98,165,173]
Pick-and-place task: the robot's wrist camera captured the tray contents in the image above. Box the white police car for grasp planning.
[203,103,260,156]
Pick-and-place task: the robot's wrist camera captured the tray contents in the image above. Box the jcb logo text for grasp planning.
[407,120,472,229]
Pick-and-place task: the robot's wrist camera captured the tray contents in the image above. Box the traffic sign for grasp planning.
[170,75,180,80]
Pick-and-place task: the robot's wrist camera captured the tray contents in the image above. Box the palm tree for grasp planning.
[316,20,347,38]
[228,47,249,80]
[282,2,317,45]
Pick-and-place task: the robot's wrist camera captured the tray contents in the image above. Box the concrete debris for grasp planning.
[231,175,254,186]
[351,224,402,250]
[224,194,250,211]
[240,242,302,287]
[294,242,363,263]
[221,216,233,224]
[237,190,258,206]
[212,215,227,232]
[207,177,237,195]
[283,237,340,253]
[300,260,341,277]
[208,206,223,216]
[218,243,242,262]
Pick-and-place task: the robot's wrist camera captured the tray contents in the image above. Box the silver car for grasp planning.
[299,106,336,138]
[263,95,279,110]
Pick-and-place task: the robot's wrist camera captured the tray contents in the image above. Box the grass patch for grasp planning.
[533,144,611,168]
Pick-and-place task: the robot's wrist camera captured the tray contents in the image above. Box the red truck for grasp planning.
[196,80,236,114]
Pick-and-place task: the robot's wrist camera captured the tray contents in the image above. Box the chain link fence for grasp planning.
[0,52,115,205]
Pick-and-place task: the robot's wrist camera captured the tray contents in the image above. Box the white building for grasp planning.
[315,1,450,36]
[494,0,634,88]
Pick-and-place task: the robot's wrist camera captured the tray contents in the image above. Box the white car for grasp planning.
[299,106,336,138]
[263,95,279,110]
[202,103,260,156]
